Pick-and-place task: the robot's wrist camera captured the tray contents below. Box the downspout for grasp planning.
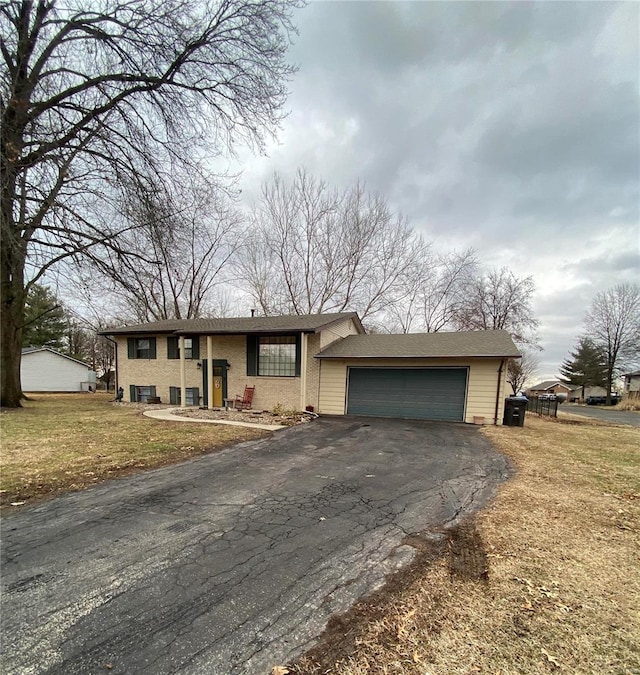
[494,359,506,425]
[104,335,118,392]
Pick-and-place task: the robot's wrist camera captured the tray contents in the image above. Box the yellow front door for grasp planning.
[213,376,223,407]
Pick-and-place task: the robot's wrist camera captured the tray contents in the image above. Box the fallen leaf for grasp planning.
[271,667,289,675]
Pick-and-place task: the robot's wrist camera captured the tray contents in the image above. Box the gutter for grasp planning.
[494,359,506,425]
[103,335,118,393]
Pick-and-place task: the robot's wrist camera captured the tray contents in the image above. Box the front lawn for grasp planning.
[290,414,640,674]
[0,393,268,507]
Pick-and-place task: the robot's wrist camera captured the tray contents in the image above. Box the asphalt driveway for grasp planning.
[1,417,510,675]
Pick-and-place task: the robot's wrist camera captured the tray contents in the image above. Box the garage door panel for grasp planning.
[347,368,467,421]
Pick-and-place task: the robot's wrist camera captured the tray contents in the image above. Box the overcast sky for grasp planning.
[233,0,639,382]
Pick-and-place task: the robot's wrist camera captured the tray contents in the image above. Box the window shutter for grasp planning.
[129,385,137,402]
[127,338,135,359]
[246,335,257,376]
[191,387,200,406]
[149,338,157,359]
[191,337,200,360]
[169,387,178,405]
[295,334,302,377]
[167,337,178,359]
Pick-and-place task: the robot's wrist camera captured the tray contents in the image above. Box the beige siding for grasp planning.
[318,359,349,415]
[317,358,510,424]
[319,318,359,349]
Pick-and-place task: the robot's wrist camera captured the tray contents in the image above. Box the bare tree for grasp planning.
[240,168,428,322]
[78,171,244,321]
[585,283,640,403]
[384,249,478,333]
[451,267,539,346]
[1,0,298,406]
[506,349,540,395]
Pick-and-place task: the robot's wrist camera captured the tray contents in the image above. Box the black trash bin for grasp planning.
[503,396,527,426]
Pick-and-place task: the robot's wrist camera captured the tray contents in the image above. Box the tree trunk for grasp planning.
[0,232,27,408]
[606,365,614,405]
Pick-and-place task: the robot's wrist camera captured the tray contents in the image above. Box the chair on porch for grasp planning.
[234,386,255,411]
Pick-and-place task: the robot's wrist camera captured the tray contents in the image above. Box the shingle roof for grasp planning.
[530,380,568,391]
[100,312,363,336]
[316,330,520,359]
[21,347,91,368]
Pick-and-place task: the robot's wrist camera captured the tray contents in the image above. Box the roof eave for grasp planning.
[315,353,521,360]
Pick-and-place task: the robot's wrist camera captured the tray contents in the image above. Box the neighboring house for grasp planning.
[102,312,520,424]
[622,371,640,395]
[527,380,572,399]
[21,347,97,392]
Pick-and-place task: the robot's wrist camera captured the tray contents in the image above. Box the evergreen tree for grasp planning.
[559,337,607,388]
[22,285,67,350]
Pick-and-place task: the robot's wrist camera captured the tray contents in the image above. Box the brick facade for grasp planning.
[116,318,358,412]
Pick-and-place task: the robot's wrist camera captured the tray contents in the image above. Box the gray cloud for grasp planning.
[236,1,639,380]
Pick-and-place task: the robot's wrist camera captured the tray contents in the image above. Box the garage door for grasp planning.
[346,367,468,421]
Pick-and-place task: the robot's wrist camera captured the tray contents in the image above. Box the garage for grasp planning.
[347,367,468,421]
[316,331,521,425]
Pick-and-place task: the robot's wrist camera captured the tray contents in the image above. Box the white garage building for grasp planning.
[21,347,96,392]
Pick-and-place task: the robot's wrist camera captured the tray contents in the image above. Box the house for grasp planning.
[102,312,520,424]
[527,380,572,399]
[622,370,640,396]
[21,347,97,392]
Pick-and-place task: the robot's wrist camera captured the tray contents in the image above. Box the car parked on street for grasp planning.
[586,394,621,405]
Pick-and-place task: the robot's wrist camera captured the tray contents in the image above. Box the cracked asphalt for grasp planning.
[1,417,511,675]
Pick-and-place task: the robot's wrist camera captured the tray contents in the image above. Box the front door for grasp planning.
[201,360,228,407]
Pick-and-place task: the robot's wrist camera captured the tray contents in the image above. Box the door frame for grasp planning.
[201,359,228,407]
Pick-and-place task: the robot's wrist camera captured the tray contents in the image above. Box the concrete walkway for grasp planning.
[143,407,284,431]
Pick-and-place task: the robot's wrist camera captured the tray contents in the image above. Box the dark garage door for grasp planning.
[347,367,468,421]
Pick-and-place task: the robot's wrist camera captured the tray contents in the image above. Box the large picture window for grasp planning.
[258,336,297,376]
[246,334,300,377]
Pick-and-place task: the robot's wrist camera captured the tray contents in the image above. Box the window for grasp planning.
[169,386,200,406]
[246,335,301,377]
[184,338,194,359]
[127,337,156,359]
[259,336,296,376]
[129,385,156,402]
[167,336,200,359]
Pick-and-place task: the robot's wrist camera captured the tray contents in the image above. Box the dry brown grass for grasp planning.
[614,399,640,412]
[290,415,640,675]
[0,393,267,507]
